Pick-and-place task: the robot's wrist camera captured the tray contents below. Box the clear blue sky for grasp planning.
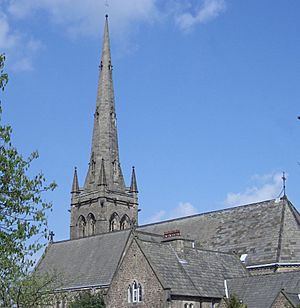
[1,0,300,241]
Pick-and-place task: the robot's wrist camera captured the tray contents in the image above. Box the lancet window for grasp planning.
[87,213,96,236]
[128,281,142,303]
[77,215,86,238]
[120,214,130,230]
[109,212,119,232]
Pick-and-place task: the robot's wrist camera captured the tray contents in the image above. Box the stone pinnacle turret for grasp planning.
[130,166,138,193]
[71,167,79,194]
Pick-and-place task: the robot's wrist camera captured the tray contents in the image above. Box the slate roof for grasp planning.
[136,237,249,298]
[139,198,300,266]
[227,270,300,308]
[36,230,131,290]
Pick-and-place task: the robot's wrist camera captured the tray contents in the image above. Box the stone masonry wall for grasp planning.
[107,239,167,308]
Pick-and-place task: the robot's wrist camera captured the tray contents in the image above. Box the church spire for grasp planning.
[70,16,139,240]
[84,15,125,191]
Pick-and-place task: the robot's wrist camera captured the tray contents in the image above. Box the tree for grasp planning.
[0,54,57,306]
[68,292,106,308]
[224,294,247,308]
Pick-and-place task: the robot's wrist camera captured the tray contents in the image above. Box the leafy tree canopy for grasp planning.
[68,292,106,308]
[0,53,57,306]
[225,294,247,308]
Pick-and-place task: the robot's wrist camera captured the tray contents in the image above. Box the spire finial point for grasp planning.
[282,171,287,197]
[105,14,108,19]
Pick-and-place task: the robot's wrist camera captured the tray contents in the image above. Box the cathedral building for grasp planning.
[37,16,300,308]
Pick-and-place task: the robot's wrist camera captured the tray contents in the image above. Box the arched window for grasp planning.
[128,281,143,303]
[184,304,189,308]
[190,304,194,308]
[109,212,119,232]
[77,215,86,238]
[132,281,138,303]
[128,285,132,303]
[138,283,142,302]
[120,214,130,230]
[87,213,96,236]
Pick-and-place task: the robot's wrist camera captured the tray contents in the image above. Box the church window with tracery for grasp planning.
[109,212,119,232]
[120,214,130,230]
[77,215,86,238]
[128,285,132,303]
[87,213,96,236]
[128,281,142,303]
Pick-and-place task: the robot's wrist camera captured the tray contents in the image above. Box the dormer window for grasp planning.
[128,280,142,303]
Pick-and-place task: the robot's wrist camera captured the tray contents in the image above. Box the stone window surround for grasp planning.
[128,280,143,304]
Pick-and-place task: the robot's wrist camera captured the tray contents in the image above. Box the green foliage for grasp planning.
[0,54,8,92]
[2,272,62,308]
[225,294,247,308]
[68,292,106,308]
[0,53,57,306]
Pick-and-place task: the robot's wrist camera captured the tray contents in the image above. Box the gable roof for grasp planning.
[36,230,131,290]
[139,198,300,266]
[136,236,248,298]
[227,270,300,308]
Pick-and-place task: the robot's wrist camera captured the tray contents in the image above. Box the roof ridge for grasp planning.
[286,199,300,226]
[134,230,164,238]
[277,198,300,263]
[139,199,278,228]
[276,201,286,262]
[51,229,132,245]
[184,246,239,256]
[228,269,300,281]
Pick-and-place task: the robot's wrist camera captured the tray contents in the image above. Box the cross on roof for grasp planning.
[49,230,55,243]
[282,171,287,197]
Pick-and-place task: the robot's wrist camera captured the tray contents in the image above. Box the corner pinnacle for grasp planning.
[71,167,79,194]
[129,166,138,193]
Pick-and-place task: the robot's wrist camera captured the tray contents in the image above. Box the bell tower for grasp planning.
[70,15,138,240]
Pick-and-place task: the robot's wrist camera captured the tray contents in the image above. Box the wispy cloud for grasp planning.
[224,172,284,207]
[7,0,159,39]
[2,0,227,71]
[0,13,18,49]
[3,0,158,69]
[175,0,226,31]
[0,12,43,72]
[144,202,198,224]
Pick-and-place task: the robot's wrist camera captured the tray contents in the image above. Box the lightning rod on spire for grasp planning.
[282,171,286,197]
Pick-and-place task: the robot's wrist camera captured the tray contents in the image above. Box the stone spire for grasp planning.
[129,166,138,193]
[71,167,79,194]
[70,16,139,239]
[84,15,125,191]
